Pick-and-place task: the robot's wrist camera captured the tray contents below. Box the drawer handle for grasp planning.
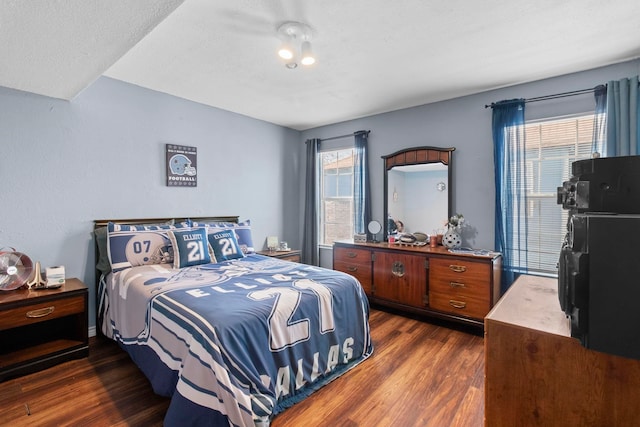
[346,252,357,258]
[391,261,405,278]
[26,306,55,318]
[347,266,358,272]
[449,300,467,309]
[449,265,467,273]
[450,281,465,288]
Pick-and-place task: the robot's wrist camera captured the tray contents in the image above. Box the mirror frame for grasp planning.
[382,146,455,239]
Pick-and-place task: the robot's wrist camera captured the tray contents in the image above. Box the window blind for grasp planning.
[520,114,595,274]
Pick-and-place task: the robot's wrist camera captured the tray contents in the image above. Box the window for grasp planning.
[319,148,354,245]
[518,114,596,275]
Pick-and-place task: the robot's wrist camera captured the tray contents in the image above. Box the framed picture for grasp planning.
[166,144,197,187]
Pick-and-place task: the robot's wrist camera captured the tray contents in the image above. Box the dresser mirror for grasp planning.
[383,146,455,239]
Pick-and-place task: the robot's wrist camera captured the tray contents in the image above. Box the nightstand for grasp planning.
[0,278,89,382]
[256,249,301,263]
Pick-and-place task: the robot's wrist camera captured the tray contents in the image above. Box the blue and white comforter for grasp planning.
[99,254,373,426]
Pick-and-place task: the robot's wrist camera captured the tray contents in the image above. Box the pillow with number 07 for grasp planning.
[168,227,214,269]
[206,228,245,262]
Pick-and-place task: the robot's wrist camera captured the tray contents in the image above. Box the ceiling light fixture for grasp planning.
[276,21,316,69]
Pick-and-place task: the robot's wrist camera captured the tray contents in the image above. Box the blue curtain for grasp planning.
[353,131,371,234]
[591,84,607,156]
[302,138,320,265]
[492,99,527,293]
[605,76,640,156]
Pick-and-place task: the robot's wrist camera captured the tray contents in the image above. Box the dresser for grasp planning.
[333,241,501,327]
[485,275,640,426]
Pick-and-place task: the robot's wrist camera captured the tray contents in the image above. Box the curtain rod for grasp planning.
[484,87,600,109]
[319,130,370,142]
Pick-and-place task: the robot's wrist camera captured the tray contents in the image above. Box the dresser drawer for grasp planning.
[334,247,371,264]
[430,258,490,289]
[429,275,488,301]
[333,261,371,292]
[334,247,372,293]
[429,291,490,319]
[0,295,85,330]
[430,257,491,280]
[334,260,372,282]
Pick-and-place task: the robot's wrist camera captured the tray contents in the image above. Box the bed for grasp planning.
[94,216,373,427]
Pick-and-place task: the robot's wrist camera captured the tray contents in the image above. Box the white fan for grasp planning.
[0,251,33,291]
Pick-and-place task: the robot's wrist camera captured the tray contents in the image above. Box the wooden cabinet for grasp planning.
[485,275,640,426]
[333,241,501,328]
[256,249,301,263]
[373,251,426,308]
[0,278,89,382]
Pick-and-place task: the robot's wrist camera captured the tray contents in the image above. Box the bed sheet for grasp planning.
[100,254,373,426]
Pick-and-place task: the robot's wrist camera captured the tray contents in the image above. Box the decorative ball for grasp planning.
[443,231,462,249]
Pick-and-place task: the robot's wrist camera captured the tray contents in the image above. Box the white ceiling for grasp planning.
[2,0,640,131]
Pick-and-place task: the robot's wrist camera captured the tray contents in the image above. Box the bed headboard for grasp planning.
[93,216,239,229]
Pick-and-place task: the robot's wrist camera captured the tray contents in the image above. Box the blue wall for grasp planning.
[301,59,640,267]
[2,59,639,329]
[0,77,300,330]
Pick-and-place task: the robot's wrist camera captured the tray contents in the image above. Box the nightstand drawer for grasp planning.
[0,278,88,382]
[0,295,85,330]
[256,250,301,263]
[276,253,301,262]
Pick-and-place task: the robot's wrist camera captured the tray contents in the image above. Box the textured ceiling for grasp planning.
[2,0,640,130]
[0,0,184,99]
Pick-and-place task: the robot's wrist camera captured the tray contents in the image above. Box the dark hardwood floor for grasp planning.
[0,308,485,426]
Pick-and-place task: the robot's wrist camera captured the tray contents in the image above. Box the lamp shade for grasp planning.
[278,38,295,60]
[300,41,315,66]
